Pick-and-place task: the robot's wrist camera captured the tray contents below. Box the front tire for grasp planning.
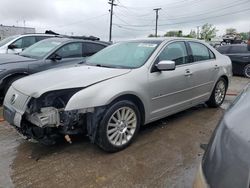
[243,64,250,78]
[96,100,141,152]
[206,78,227,108]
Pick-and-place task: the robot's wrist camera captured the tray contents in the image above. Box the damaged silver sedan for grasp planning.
[3,38,232,152]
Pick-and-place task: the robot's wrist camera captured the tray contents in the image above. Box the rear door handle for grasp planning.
[243,56,250,59]
[214,65,219,70]
[185,69,193,76]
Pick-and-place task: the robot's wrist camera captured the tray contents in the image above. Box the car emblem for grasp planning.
[10,94,18,105]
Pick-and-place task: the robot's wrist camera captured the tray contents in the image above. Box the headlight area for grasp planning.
[19,88,93,145]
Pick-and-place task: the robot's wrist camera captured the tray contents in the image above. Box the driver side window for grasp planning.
[158,42,188,66]
[12,36,36,49]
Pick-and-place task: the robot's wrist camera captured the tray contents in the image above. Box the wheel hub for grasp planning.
[107,107,137,146]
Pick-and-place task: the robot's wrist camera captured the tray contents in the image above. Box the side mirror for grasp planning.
[50,54,62,61]
[156,60,176,71]
[8,44,17,49]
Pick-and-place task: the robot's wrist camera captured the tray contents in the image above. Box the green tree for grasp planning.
[148,34,155,37]
[189,29,196,38]
[226,28,237,34]
[239,32,249,40]
[200,23,217,41]
[164,30,183,37]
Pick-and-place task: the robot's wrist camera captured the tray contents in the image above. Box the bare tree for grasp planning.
[200,23,217,41]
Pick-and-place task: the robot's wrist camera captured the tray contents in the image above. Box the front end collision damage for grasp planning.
[18,88,107,145]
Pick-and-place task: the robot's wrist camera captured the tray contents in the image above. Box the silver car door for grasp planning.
[148,41,193,121]
[187,41,218,105]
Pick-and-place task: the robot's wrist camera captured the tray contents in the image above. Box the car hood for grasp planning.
[13,65,131,98]
[0,54,35,65]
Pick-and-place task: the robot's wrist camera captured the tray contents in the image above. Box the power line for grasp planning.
[111,7,250,28]
[56,13,109,28]
[117,0,202,10]
[113,24,153,32]
[160,0,250,21]
[158,6,250,26]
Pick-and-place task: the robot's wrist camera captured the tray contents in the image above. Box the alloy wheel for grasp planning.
[106,107,137,146]
[215,80,226,104]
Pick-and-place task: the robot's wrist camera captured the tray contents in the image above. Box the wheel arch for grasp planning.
[108,94,146,125]
[220,75,229,89]
[2,72,29,85]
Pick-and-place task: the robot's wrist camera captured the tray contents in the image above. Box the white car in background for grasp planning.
[0,33,55,54]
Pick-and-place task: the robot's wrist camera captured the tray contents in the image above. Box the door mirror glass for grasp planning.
[156,60,176,71]
[50,53,62,61]
[8,44,17,49]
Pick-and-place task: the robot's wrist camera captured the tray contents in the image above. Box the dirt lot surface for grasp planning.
[0,77,249,188]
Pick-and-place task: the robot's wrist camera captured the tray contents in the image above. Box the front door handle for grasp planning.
[185,69,193,76]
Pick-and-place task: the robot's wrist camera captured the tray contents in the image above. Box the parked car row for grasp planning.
[0,37,109,100]
[2,37,232,152]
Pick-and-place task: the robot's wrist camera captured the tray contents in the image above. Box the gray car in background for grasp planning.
[194,84,250,188]
[3,38,232,152]
[0,37,109,99]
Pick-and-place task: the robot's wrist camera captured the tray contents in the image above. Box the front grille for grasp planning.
[4,86,30,113]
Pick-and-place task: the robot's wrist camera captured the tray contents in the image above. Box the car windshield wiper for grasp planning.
[95,64,114,68]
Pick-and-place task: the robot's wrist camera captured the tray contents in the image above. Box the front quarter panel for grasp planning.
[65,69,150,122]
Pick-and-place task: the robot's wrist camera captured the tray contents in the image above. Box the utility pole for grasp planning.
[196,26,200,39]
[108,0,117,42]
[153,8,161,37]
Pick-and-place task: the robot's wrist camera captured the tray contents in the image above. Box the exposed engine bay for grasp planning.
[17,89,105,145]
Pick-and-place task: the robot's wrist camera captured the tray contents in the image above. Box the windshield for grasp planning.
[86,41,159,68]
[20,39,62,59]
[0,35,18,47]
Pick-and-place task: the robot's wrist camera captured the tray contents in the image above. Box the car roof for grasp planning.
[41,37,109,46]
[17,33,56,37]
[122,37,204,44]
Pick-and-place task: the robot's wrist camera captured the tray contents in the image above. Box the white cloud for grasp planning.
[0,0,249,41]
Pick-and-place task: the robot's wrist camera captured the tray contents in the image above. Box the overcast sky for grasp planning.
[0,0,250,41]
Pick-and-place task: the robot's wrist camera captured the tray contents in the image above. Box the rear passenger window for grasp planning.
[158,41,188,66]
[83,43,105,57]
[229,45,249,54]
[36,36,51,42]
[56,42,82,58]
[189,42,211,62]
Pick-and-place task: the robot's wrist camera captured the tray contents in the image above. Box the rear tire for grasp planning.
[243,64,250,78]
[206,78,227,108]
[96,100,141,152]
